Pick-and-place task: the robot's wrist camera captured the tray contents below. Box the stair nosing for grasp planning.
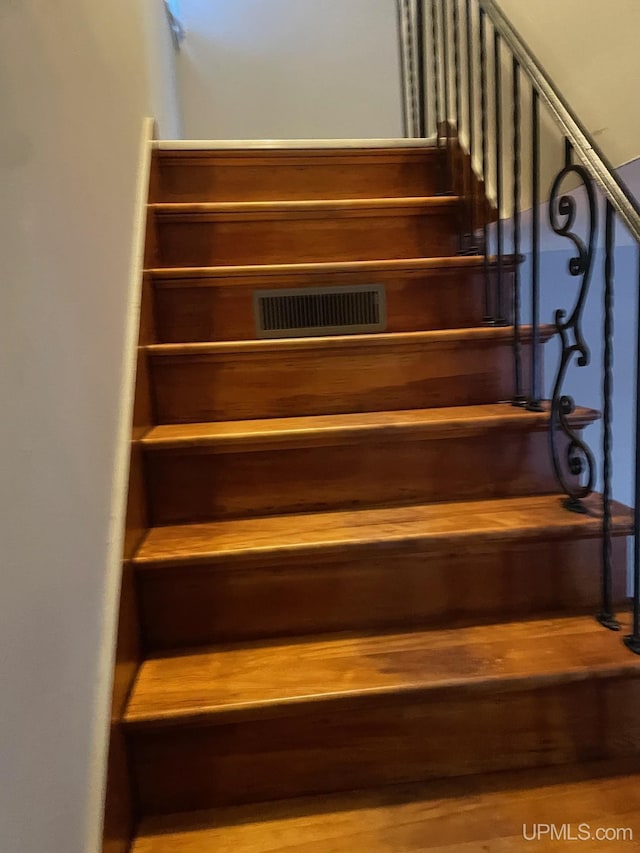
[123,614,640,730]
[141,404,599,453]
[133,494,633,570]
[150,196,461,216]
[147,254,520,283]
[145,325,556,358]
[155,144,440,158]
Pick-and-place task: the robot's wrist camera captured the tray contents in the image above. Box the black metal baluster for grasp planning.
[493,29,506,323]
[625,246,640,653]
[511,57,525,404]
[599,202,620,630]
[431,0,442,143]
[453,0,461,134]
[479,8,491,321]
[441,0,452,191]
[452,0,465,252]
[431,0,446,195]
[527,88,543,410]
[441,0,450,124]
[465,0,476,247]
[416,0,427,137]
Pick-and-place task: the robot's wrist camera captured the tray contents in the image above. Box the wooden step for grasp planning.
[133,760,640,852]
[135,494,631,649]
[125,615,640,814]
[141,404,597,524]
[148,326,554,423]
[150,256,516,343]
[151,197,460,267]
[152,147,443,203]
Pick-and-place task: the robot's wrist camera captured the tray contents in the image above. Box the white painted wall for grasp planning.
[497,0,640,169]
[0,3,175,853]
[143,1,183,137]
[175,0,404,140]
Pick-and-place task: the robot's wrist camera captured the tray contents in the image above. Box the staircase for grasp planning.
[98,143,640,852]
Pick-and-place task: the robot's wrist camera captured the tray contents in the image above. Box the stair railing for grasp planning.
[414,0,640,651]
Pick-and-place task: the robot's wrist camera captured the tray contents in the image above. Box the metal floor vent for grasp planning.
[254,284,387,339]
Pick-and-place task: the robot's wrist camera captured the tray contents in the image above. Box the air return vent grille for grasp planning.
[254,284,386,339]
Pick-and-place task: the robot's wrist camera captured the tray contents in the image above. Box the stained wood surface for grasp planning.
[137,534,627,650]
[133,760,640,852]
[152,197,459,214]
[125,615,640,728]
[151,256,518,343]
[152,260,499,342]
[109,143,637,838]
[149,327,553,423]
[136,493,631,569]
[152,197,461,266]
[131,677,640,813]
[127,617,640,812]
[149,254,517,279]
[152,147,443,202]
[142,403,595,452]
[144,422,585,525]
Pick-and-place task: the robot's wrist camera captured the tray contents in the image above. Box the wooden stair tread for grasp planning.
[148,254,500,283]
[146,325,555,358]
[141,403,598,452]
[155,146,439,159]
[124,614,640,728]
[150,196,460,216]
[135,493,632,568]
[133,760,640,852]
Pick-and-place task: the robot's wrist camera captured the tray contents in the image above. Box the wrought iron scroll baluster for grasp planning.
[548,147,598,513]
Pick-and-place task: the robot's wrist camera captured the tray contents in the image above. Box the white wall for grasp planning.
[0,3,173,852]
[497,0,640,169]
[143,1,183,138]
[175,0,404,140]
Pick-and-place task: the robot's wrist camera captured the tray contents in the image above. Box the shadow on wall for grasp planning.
[173,0,404,139]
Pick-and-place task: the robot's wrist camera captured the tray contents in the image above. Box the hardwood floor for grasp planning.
[102,145,638,851]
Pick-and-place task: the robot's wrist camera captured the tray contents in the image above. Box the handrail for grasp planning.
[480,0,640,243]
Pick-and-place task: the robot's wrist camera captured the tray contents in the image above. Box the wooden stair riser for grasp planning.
[132,762,640,853]
[128,676,640,814]
[152,267,513,343]
[153,204,460,267]
[152,150,443,203]
[149,337,542,423]
[144,428,581,525]
[137,537,627,650]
